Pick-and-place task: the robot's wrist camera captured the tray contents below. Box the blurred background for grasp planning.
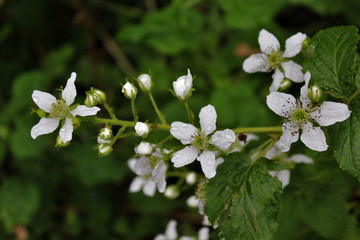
[0,0,360,239]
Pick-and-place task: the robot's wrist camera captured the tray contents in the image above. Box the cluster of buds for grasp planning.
[84,87,107,107]
[97,127,113,156]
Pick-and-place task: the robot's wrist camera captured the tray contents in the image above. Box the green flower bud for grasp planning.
[308,85,322,102]
[279,79,292,91]
[84,94,97,107]
[98,143,113,157]
[122,82,138,100]
[98,127,113,144]
[137,74,152,92]
[84,88,107,107]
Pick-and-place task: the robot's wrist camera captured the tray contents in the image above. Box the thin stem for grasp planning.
[111,126,127,144]
[155,135,173,149]
[131,99,138,122]
[345,88,360,105]
[233,126,282,134]
[256,138,278,159]
[149,92,167,124]
[249,138,273,157]
[104,103,117,120]
[183,99,194,125]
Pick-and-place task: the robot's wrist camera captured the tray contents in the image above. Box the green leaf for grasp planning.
[304,26,359,98]
[205,153,282,240]
[330,111,360,180]
[0,179,40,231]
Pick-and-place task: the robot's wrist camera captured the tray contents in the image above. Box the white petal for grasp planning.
[266,92,297,118]
[209,129,236,150]
[59,118,73,143]
[270,170,290,188]
[197,150,216,179]
[143,180,156,197]
[259,29,280,54]
[62,72,77,106]
[300,122,328,151]
[170,122,197,144]
[300,71,312,107]
[154,234,167,240]
[279,122,299,152]
[152,161,167,193]
[199,104,217,135]
[243,53,270,73]
[31,118,60,139]
[264,142,282,159]
[289,154,313,164]
[282,32,307,58]
[70,105,100,117]
[127,158,137,172]
[32,90,57,113]
[269,68,285,92]
[282,61,304,83]
[129,176,145,193]
[171,146,199,168]
[215,157,225,168]
[198,227,210,240]
[179,237,195,240]
[165,220,178,239]
[310,101,351,126]
[134,156,152,176]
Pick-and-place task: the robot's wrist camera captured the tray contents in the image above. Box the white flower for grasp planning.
[243,29,307,92]
[173,69,193,100]
[31,72,101,143]
[266,71,351,152]
[137,73,152,92]
[170,105,236,179]
[135,122,150,138]
[122,82,138,99]
[136,141,153,155]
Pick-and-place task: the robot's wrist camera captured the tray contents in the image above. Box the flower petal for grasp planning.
[143,180,156,197]
[259,29,280,54]
[310,101,351,126]
[32,90,57,113]
[270,170,290,188]
[264,142,282,159]
[300,122,328,151]
[282,61,304,83]
[129,176,145,193]
[300,71,312,107]
[70,105,100,117]
[152,161,167,193]
[170,122,197,144]
[199,104,217,135]
[198,227,210,240]
[62,72,77,106]
[243,53,270,73]
[282,32,307,58]
[269,68,285,92]
[171,146,199,168]
[209,129,236,150]
[134,156,152,176]
[59,118,73,143]
[154,235,167,240]
[289,154,313,164]
[127,158,137,172]
[165,220,178,240]
[31,117,60,139]
[279,121,300,152]
[197,150,216,179]
[266,92,297,118]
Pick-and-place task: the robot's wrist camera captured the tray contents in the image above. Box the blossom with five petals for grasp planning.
[266,71,351,152]
[31,72,100,143]
[243,29,307,92]
[170,104,236,179]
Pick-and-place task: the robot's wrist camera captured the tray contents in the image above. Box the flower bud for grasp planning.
[55,135,70,148]
[122,82,138,100]
[185,172,197,185]
[137,74,152,92]
[98,143,113,156]
[84,94,97,107]
[135,122,150,138]
[98,127,113,144]
[136,141,153,155]
[84,88,107,107]
[279,79,292,92]
[173,69,193,100]
[308,85,322,102]
[186,195,200,208]
[164,185,180,199]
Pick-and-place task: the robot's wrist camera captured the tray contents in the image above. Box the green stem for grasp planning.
[183,99,194,125]
[256,138,278,159]
[104,103,117,120]
[111,126,127,144]
[345,88,360,105]
[130,99,138,122]
[155,135,173,148]
[149,92,167,124]
[233,126,282,134]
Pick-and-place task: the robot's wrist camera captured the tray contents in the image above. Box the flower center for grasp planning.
[49,99,69,120]
[148,155,161,169]
[291,108,309,124]
[268,51,282,68]
[190,131,208,150]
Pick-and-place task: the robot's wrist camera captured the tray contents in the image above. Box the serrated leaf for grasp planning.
[304,26,359,98]
[330,111,360,180]
[205,153,282,240]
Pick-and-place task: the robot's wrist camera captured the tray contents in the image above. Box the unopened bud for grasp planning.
[98,143,113,156]
[164,185,180,199]
[92,88,106,103]
[135,122,150,138]
[173,69,193,100]
[137,74,152,92]
[136,141,153,155]
[99,127,113,140]
[55,135,70,148]
[85,88,107,107]
[122,82,138,100]
[308,85,322,102]
[186,195,200,208]
[186,172,197,185]
[279,79,292,91]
